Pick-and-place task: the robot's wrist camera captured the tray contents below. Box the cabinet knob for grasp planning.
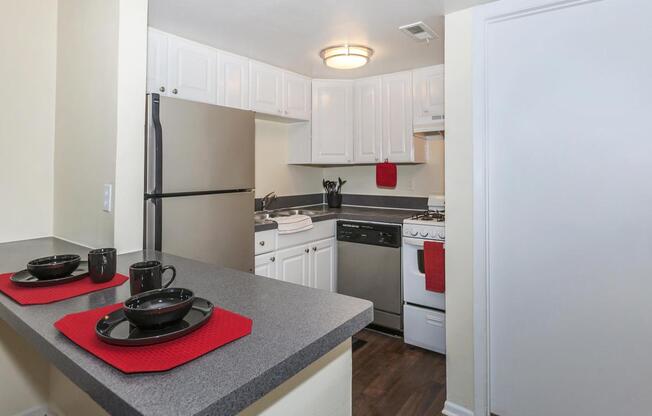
[259,241,265,246]
[305,248,310,253]
[159,86,166,93]
[312,247,317,252]
[284,110,288,115]
[172,88,178,95]
[270,256,275,262]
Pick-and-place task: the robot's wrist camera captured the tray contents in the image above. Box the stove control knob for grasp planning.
[419,231,429,238]
[438,232,445,239]
[410,229,419,237]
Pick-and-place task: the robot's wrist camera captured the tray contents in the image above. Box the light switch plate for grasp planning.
[103,184,112,212]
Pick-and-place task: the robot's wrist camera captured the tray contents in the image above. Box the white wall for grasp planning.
[255,120,324,198]
[53,0,120,249]
[443,8,475,413]
[322,137,445,197]
[0,0,58,243]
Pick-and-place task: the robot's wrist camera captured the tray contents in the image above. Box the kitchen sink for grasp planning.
[254,209,324,223]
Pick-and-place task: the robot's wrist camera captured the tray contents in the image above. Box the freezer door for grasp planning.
[146,94,254,194]
[145,192,254,272]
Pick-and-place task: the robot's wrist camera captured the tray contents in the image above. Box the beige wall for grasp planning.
[444,8,475,412]
[0,0,58,243]
[53,0,120,248]
[255,120,323,197]
[323,137,445,197]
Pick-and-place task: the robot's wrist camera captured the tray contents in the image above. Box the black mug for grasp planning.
[129,261,176,295]
[88,248,117,283]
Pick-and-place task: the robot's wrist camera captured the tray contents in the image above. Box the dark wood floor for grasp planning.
[352,329,446,416]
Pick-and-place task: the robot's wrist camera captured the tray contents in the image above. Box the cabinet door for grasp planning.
[255,253,277,279]
[311,80,354,164]
[147,29,168,95]
[413,65,444,129]
[354,77,382,163]
[217,51,249,110]
[167,36,217,104]
[275,245,309,286]
[310,238,336,292]
[249,61,283,115]
[283,72,311,120]
[382,71,413,162]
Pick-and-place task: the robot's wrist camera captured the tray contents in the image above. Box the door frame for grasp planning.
[470,1,602,415]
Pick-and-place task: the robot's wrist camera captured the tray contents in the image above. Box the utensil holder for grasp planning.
[327,192,342,208]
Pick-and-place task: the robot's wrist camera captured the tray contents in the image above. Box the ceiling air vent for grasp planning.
[399,21,439,43]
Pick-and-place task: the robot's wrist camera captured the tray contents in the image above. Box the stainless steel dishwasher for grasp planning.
[337,221,402,332]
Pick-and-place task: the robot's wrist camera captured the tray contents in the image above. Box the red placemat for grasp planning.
[54,303,253,373]
[0,273,129,305]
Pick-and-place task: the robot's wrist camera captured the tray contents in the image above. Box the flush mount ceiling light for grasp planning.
[320,44,374,69]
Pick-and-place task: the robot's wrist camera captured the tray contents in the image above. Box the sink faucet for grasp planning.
[260,192,277,212]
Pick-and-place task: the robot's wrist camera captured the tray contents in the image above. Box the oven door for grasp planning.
[402,237,446,310]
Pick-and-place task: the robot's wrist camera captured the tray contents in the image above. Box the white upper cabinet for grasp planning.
[283,72,311,120]
[147,28,168,95]
[249,61,283,115]
[353,76,382,163]
[167,35,217,104]
[217,51,249,110]
[311,80,354,164]
[382,71,420,163]
[413,65,444,132]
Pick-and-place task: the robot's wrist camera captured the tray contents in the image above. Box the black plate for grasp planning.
[96,298,214,346]
[123,288,195,329]
[11,261,89,287]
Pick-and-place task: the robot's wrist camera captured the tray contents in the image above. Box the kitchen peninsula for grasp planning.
[0,238,372,416]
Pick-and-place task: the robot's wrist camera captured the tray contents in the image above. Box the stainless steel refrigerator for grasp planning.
[144,94,254,272]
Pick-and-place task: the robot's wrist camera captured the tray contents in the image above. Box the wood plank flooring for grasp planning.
[352,329,446,416]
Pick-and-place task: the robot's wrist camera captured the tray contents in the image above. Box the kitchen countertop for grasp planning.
[0,238,372,416]
[255,204,422,231]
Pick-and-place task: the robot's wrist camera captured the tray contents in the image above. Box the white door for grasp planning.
[217,51,249,110]
[311,80,354,164]
[167,35,217,104]
[254,253,276,279]
[476,1,652,415]
[354,77,382,163]
[283,72,311,120]
[382,71,413,162]
[275,245,309,286]
[249,61,283,115]
[413,65,444,130]
[310,238,336,292]
[147,28,168,95]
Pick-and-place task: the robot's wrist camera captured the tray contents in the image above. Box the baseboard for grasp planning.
[443,400,474,416]
[13,404,59,416]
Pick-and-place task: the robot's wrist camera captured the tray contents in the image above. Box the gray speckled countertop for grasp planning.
[0,238,372,416]
[255,204,421,231]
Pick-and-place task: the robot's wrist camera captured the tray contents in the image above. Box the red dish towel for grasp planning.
[376,161,397,188]
[424,241,445,293]
[0,273,129,305]
[54,303,253,373]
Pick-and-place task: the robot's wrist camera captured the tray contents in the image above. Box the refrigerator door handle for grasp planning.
[151,93,163,195]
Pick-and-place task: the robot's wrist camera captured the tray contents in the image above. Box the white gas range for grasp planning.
[402,195,446,354]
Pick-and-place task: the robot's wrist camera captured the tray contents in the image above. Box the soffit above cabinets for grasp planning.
[148,0,495,79]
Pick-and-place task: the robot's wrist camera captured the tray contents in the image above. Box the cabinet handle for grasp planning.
[172,88,178,94]
[159,86,166,93]
[259,241,265,246]
[305,248,310,253]
[270,257,275,262]
[312,247,317,252]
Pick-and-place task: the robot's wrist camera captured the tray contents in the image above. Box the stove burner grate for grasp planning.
[411,210,445,222]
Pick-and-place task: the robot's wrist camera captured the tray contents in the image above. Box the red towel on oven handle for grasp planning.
[424,241,445,293]
[376,161,397,188]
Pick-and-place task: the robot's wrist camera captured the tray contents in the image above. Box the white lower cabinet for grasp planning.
[254,253,276,279]
[310,238,336,292]
[275,245,310,286]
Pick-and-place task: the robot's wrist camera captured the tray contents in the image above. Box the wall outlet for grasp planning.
[103,184,113,212]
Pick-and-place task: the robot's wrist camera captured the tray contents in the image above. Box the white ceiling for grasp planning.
[148,0,492,79]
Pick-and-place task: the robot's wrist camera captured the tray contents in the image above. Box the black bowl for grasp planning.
[123,288,195,329]
[26,254,81,280]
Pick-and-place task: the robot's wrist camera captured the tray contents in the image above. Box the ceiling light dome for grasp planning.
[320,44,374,70]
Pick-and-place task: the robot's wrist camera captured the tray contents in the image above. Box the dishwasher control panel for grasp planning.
[336,221,401,248]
